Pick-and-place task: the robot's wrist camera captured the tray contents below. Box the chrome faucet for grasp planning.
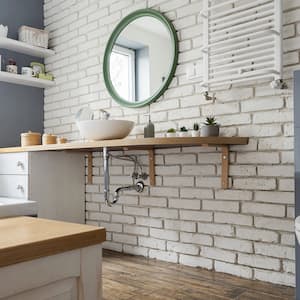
[99,109,110,120]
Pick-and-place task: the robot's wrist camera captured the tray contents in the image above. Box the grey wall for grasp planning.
[0,0,44,147]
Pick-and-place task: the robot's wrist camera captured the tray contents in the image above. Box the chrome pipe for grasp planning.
[103,147,111,206]
[103,147,145,206]
[113,181,145,204]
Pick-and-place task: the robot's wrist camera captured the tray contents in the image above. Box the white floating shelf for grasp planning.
[0,37,55,58]
[0,71,55,88]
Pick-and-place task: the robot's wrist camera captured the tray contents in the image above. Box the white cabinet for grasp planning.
[0,152,85,223]
[0,246,102,300]
[0,175,28,198]
[0,153,29,174]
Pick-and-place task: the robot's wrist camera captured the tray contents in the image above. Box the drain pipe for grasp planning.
[103,147,112,206]
[103,147,145,206]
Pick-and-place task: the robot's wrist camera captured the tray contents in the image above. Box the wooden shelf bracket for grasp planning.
[87,153,93,185]
[148,149,155,186]
[221,146,229,189]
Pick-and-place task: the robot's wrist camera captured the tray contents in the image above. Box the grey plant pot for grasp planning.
[201,125,220,137]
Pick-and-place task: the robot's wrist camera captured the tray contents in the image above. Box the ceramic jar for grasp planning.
[21,131,41,146]
[57,137,67,144]
[42,134,57,145]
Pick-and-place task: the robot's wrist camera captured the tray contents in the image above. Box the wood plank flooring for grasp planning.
[103,250,295,300]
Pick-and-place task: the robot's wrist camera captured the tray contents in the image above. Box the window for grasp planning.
[110,45,135,101]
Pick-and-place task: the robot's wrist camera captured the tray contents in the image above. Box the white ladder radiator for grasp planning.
[200,0,284,92]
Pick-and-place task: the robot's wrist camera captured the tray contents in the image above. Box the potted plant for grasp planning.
[179,126,189,137]
[191,123,200,137]
[201,116,220,137]
[166,128,176,138]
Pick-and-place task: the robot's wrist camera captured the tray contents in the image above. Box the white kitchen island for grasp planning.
[0,217,106,300]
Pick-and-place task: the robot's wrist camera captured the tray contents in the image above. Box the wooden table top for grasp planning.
[0,137,249,153]
[0,217,106,267]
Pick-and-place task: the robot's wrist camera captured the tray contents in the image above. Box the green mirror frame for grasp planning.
[103,8,179,108]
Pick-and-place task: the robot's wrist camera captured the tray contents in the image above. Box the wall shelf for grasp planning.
[0,137,249,189]
[0,37,55,58]
[0,71,55,88]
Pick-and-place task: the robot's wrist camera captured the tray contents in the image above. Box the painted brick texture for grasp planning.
[44,0,298,287]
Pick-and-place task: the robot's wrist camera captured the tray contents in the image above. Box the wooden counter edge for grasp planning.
[0,137,249,153]
[0,227,106,268]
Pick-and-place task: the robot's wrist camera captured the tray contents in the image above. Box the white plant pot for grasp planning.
[201,125,220,137]
[191,130,200,137]
[166,132,177,138]
[179,131,189,137]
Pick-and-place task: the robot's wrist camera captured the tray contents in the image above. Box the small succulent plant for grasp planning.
[167,128,176,133]
[180,126,188,132]
[204,116,218,126]
[193,123,199,131]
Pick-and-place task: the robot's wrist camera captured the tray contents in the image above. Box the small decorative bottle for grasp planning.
[144,114,155,138]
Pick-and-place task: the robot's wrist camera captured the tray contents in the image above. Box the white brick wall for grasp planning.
[44,0,298,287]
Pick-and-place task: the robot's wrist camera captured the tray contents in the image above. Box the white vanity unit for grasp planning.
[0,217,105,300]
[0,152,85,223]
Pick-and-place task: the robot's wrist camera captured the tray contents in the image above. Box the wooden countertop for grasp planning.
[0,137,249,153]
[0,217,106,268]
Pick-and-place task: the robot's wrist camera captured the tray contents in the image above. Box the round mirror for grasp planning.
[103,9,178,108]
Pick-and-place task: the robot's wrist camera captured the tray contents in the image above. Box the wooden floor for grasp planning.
[103,250,295,300]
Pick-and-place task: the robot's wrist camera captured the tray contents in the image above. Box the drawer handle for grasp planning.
[17,161,24,170]
[17,185,24,193]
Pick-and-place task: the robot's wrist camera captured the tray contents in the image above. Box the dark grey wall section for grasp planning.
[294,70,300,299]
[0,0,44,147]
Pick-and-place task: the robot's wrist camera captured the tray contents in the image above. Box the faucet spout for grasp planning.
[99,109,110,120]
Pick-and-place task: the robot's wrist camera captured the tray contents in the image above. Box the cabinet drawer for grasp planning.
[0,153,28,175]
[0,175,28,199]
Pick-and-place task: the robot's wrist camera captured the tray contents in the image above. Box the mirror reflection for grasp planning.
[109,16,173,103]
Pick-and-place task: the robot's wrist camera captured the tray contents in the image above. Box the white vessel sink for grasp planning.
[76,119,134,141]
[0,197,37,218]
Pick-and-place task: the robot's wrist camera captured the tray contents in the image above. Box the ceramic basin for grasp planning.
[76,119,134,141]
[0,197,37,218]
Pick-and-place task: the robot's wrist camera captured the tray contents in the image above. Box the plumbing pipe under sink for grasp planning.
[103,147,145,206]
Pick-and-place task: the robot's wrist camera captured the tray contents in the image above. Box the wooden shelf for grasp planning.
[0,71,55,88]
[0,37,55,58]
[0,137,249,189]
[0,137,249,153]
